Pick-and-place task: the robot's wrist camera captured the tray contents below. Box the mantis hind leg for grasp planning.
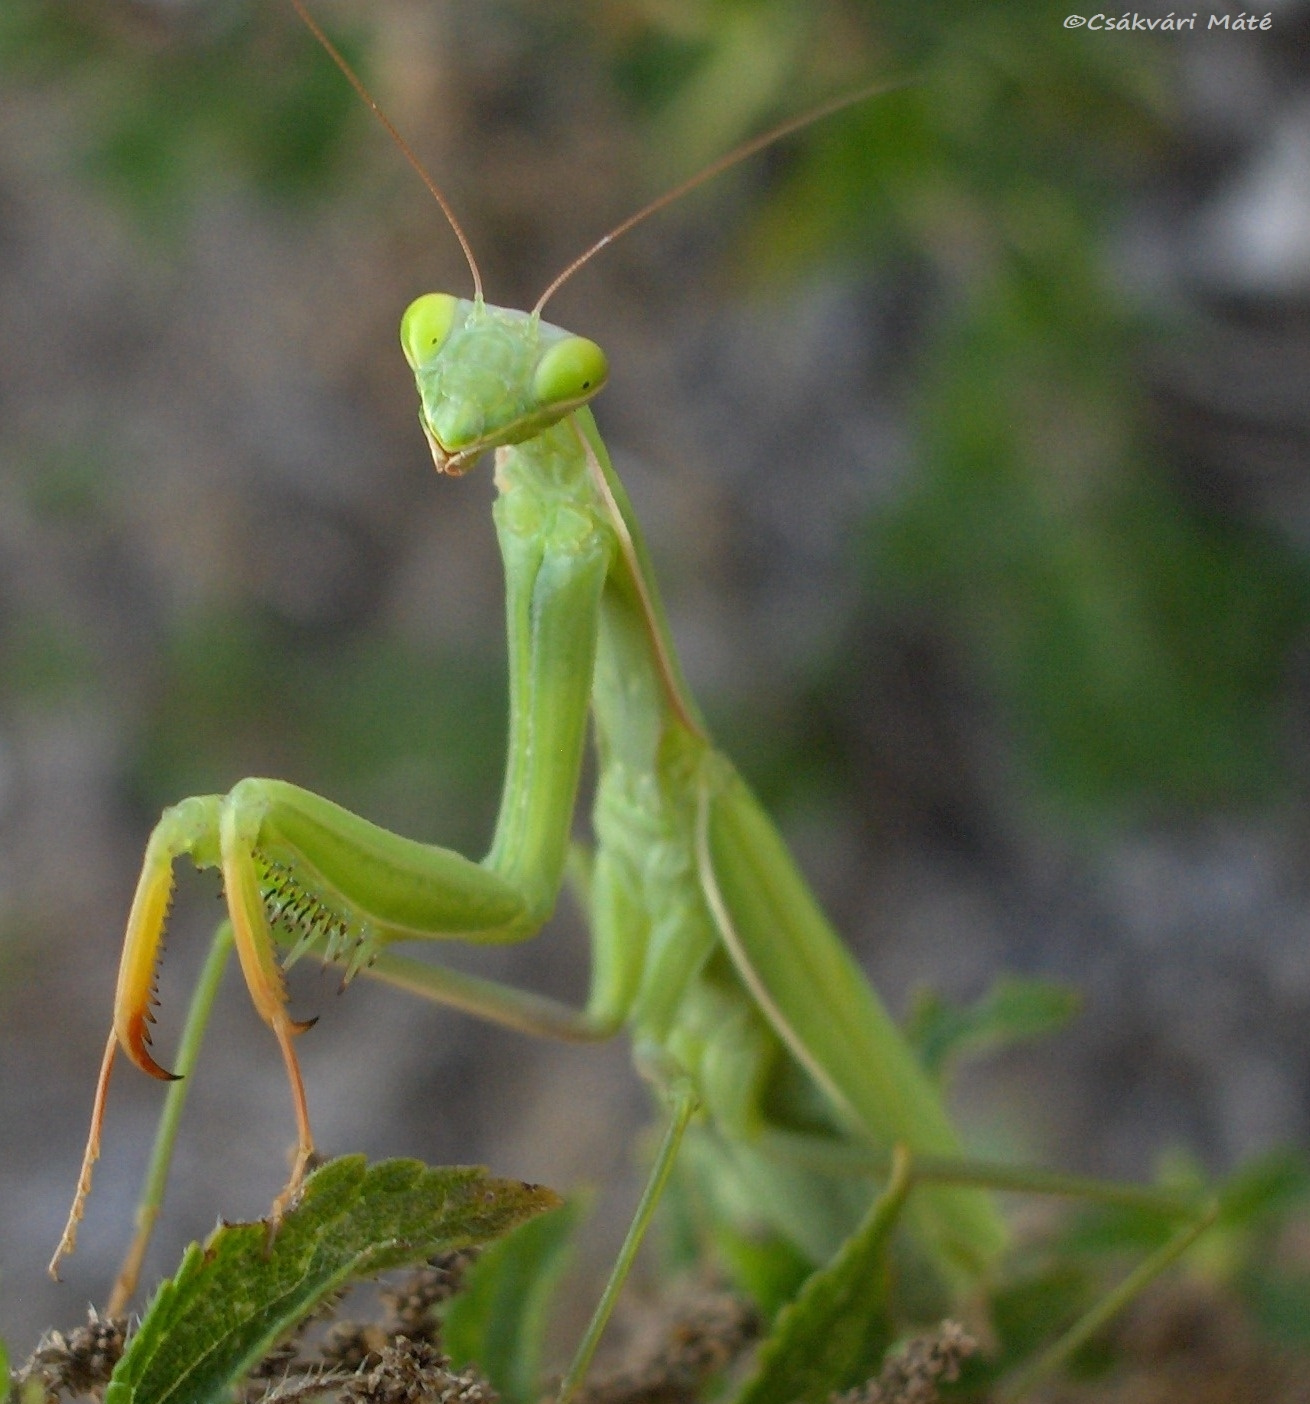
[556,1082,700,1404]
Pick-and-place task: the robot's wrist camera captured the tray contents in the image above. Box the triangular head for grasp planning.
[400,294,608,475]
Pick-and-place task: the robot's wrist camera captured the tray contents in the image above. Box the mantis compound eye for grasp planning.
[532,336,608,408]
[400,292,459,369]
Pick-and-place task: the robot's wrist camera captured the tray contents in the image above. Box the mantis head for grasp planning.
[400,293,609,475]
[290,0,889,481]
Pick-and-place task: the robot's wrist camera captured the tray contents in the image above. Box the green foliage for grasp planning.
[908,975,1082,1080]
[1056,1150,1306,1268]
[0,0,367,226]
[880,323,1310,811]
[845,54,1309,815]
[1217,1149,1310,1231]
[731,1154,911,1404]
[15,1151,1283,1404]
[989,1259,1096,1380]
[707,1224,816,1323]
[1216,1152,1310,1350]
[104,1157,559,1404]
[444,1200,585,1404]
[976,1153,1310,1387]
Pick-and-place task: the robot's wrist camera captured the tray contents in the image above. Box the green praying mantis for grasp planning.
[47,7,1217,1398]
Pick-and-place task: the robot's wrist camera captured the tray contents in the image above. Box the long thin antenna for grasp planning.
[532,77,908,317]
[287,0,483,302]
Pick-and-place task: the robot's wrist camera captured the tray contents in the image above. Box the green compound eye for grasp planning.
[532,337,608,407]
[400,293,459,369]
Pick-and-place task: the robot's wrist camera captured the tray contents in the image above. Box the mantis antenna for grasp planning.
[290,0,902,315]
[287,0,484,303]
[532,77,909,316]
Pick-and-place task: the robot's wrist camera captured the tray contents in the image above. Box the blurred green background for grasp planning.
[2,0,1309,1364]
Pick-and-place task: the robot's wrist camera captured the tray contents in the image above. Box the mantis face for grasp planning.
[400,293,609,474]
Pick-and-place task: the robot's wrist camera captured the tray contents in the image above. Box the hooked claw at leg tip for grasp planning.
[121,1018,182,1082]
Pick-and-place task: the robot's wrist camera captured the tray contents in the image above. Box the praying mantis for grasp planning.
[45,6,1218,1397]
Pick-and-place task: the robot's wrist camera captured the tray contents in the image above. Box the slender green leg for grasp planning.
[107,921,235,1314]
[556,1083,700,1404]
[998,1201,1219,1403]
[758,1129,1205,1218]
[364,950,622,1044]
[757,1124,1215,1396]
[906,1155,1205,1219]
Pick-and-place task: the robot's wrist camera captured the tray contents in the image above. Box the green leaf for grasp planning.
[106,1156,560,1404]
[1216,1149,1310,1230]
[711,1225,815,1322]
[445,1198,585,1404]
[989,1262,1093,1373]
[731,1151,914,1404]
[1240,1265,1310,1349]
[909,976,1082,1078]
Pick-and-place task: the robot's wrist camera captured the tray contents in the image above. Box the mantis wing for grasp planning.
[698,760,1008,1281]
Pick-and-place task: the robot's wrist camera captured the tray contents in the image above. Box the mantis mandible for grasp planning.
[49,7,1214,1394]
